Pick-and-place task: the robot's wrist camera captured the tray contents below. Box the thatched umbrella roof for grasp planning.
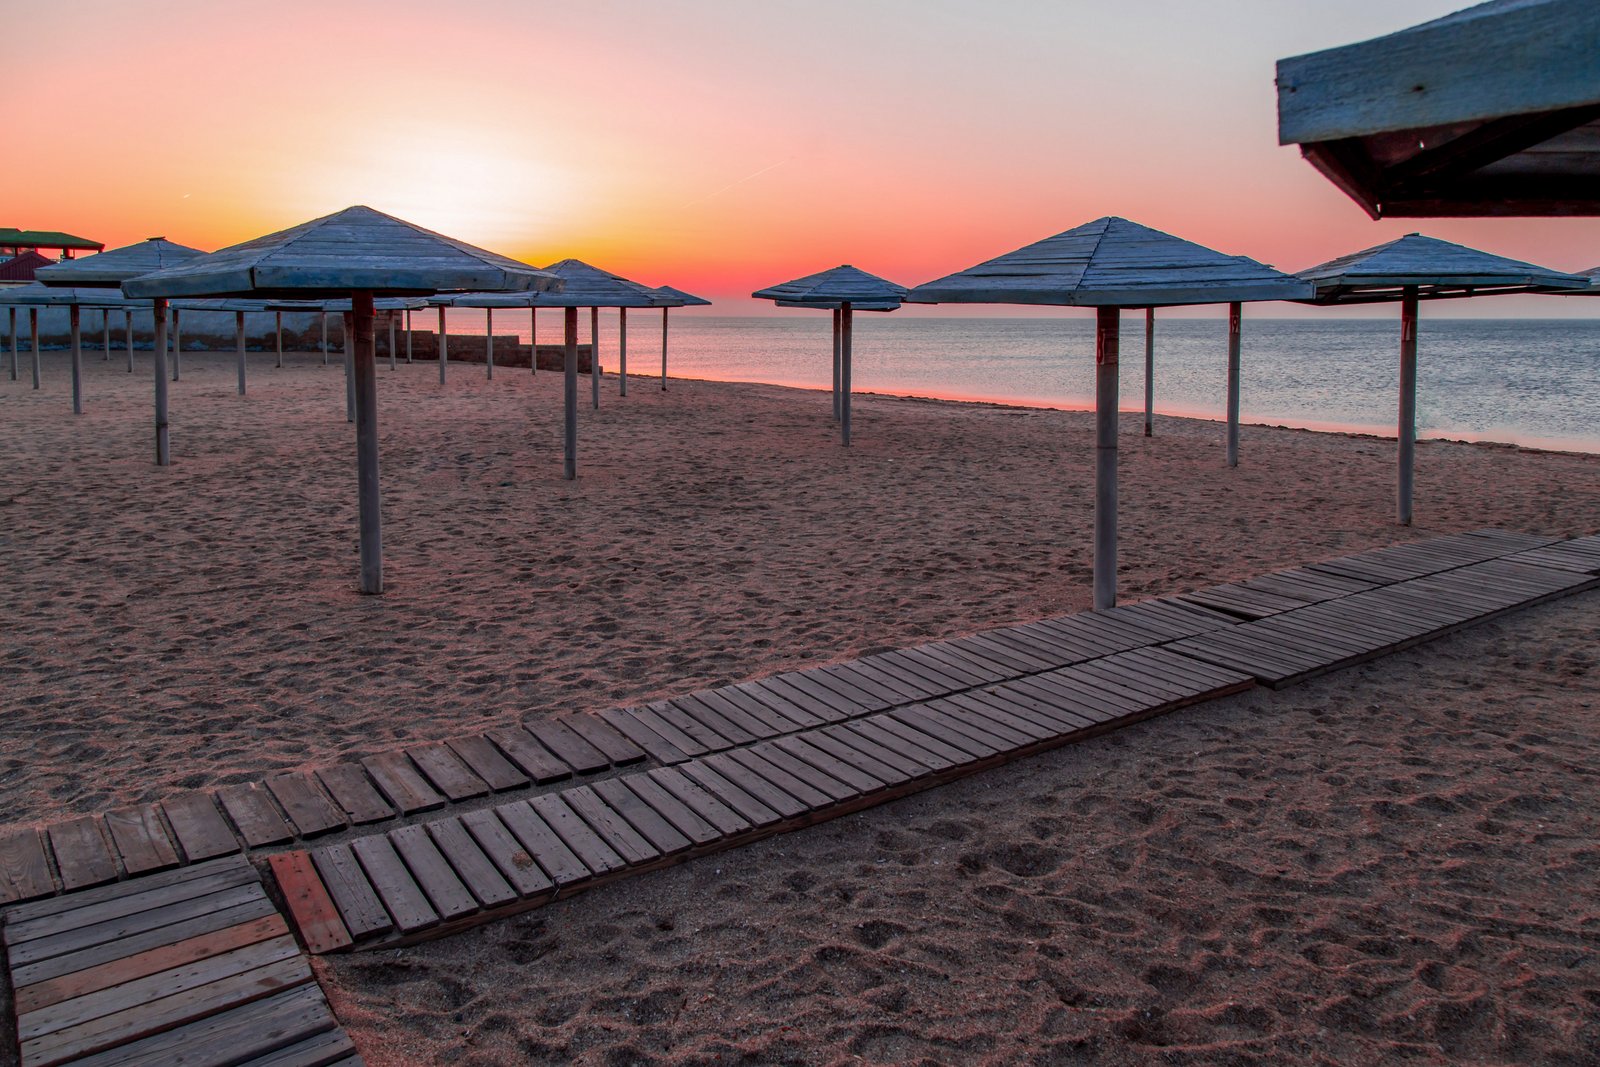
[1277,0,1600,217]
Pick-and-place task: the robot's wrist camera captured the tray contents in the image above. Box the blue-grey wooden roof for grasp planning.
[1297,233,1587,303]
[906,217,1311,307]
[773,299,900,313]
[35,238,206,287]
[122,206,557,299]
[1549,264,1600,294]
[433,259,666,308]
[653,285,712,307]
[0,283,150,308]
[752,265,907,305]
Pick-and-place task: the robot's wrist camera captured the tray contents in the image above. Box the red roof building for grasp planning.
[0,250,54,284]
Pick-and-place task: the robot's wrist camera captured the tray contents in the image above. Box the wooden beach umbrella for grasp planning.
[905,216,1311,611]
[0,284,150,412]
[649,285,711,392]
[124,205,557,594]
[540,259,670,407]
[1276,0,1600,218]
[273,297,430,420]
[36,237,207,460]
[1297,233,1586,525]
[753,266,908,445]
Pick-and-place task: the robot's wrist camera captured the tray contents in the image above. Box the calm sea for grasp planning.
[446,312,1600,455]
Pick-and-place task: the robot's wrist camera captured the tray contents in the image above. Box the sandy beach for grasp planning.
[2,348,1597,1064]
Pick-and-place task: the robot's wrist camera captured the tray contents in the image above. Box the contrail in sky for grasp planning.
[681,158,792,208]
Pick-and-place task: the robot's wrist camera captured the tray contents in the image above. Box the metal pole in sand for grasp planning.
[564,306,578,481]
[1143,308,1154,437]
[832,308,841,422]
[69,304,82,415]
[343,312,355,422]
[438,305,449,384]
[529,307,537,376]
[236,311,247,396]
[1226,302,1241,468]
[124,311,133,373]
[275,312,283,369]
[1094,306,1120,611]
[171,309,181,381]
[352,290,382,595]
[485,308,494,380]
[840,301,853,446]
[619,307,628,397]
[1398,286,1419,526]
[660,308,669,391]
[30,309,40,390]
[320,312,329,366]
[590,306,600,410]
[152,298,169,466]
[405,309,413,364]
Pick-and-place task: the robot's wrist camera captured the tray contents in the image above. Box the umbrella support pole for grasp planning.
[276,313,283,369]
[236,312,248,396]
[1143,308,1154,437]
[8,307,16,381]
[619,308,627,397]
[485,309,494,379]
[171,310,181,382]
[832,308,842,423]
[405,309,413,364]
[152,299,169,466]
[661,309,668,391]
[102,310,110,361]
[840,303,853,446]
[1226,302,1241,467]
[438,306,448,384]
[1398,288,1418,526]
[343,312,355,423]
[31,309,41,390]
[1094,306,1119,611]
[389,313,397,372]
[591,306,600,410]
[352,291,382,595]
[564,307,579,480]
[321,313,329,366]
[529,308,537,376]
[69,305,82,415]
[124,311,133,373]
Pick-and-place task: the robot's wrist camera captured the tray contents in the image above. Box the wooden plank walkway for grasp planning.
[2,855,361,1066]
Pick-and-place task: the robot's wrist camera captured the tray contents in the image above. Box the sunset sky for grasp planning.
[5,0,1597,316]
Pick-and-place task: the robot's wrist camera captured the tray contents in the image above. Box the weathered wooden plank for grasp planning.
[309,844,392,942]
[772,671,871,717]
[360,752,445,814]
[593,709,691,765]
[100,807,179,877]
[387,825,477,922]
[563,714,648,765]
[771,735,890,794]
[729,746,846,807]
[732,680,827,728]
[445,735,530,792]
[941,693,1055,743]
[526,719,610,774]
[492,801,593,888]
[822,724,935,781]
[890,706,1000,760]
[641,701,733,752]
[349,836,438,933]
[0,854,253,930]
[265,852,352,955]
[457,809,555,900]
[712,684,816,730]
[265,774,348,838]
[700,753,810,818]
[0,829,57,904]
[848,718,959,772]
[487,726,578,782]
[405,743,490,802]
[626,706,713,757]
[7,882,270,969]
[61,983,333,1067]
[560,786,661,866]
[426,819,517,910]
[215,783,297,848]
[528,794,625,877]
[21,954,312,1067]
[13,913,290,1016]
[822,661,917,705]
[694,688,793,736]
[799,666,893,712]
[313,764,395,826]
[674,693,773,741]
[46,818,120,892]
[238,1025,355,1067]
[750,677,850,723]
[591,779,693,855]
[611,775,721,847]
[647,767,756,837]
[675,762,784,828]
[666,696,759,746]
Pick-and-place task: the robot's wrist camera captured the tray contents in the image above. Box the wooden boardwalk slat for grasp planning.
[0,830,57,905]
[563,713,648,765]
[4,865,262,952]
[626,705,714,757]
[458,809,556,901]
[425,820,517,910]
[849,717,960,772]
[667,696,760,746]
[487,726,580,782]
[732,746,850,807]
[405,743,491,802]
[560,787,662,866]
[647,767,756,837]
[595,708,693,765]
[360,752,445,815]
[309,844,392,941]
[101,807,179,877]
[215,784,296,848]
[591,779,694,854]
[800,666,894,712]
[675,762,784,828]
[528,794,625,877]
[823,724,937,782]
[611,775,722,847]
[771,735,890,794]
[387,825,478,922]
[313,764,396,826]
[62,983,335,1067]
[527,719,611,774]
[265,852,352,955]
[445,735,530,792]
[349,836,439,933]
[46,818,120,892]
[265,774,348,838]
[694,688,795,736]
[733,680,828,728]
[752,676,850,723]
[700,752,812,818]
[493,801,593,889]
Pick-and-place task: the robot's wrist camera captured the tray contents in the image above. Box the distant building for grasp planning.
[0,249,55,286]
[0,228,105,260]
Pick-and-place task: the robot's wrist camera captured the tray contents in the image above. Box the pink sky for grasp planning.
[4,0,1596,316]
